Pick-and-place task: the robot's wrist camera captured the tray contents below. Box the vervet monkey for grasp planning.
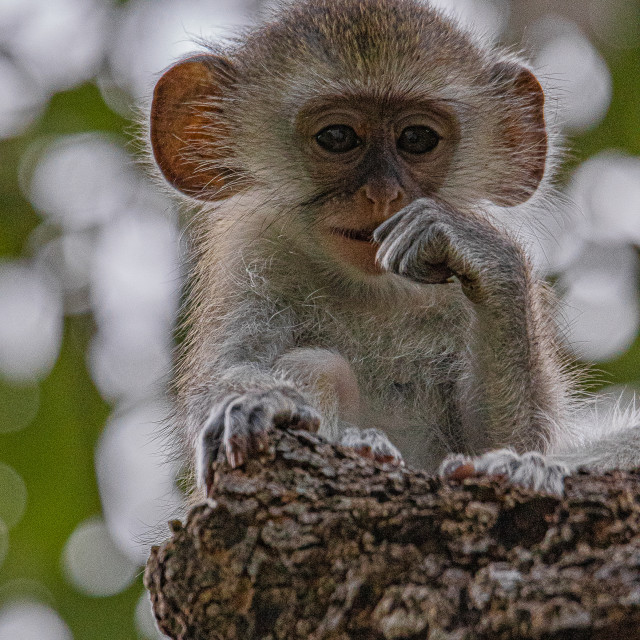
[149,0,640,497]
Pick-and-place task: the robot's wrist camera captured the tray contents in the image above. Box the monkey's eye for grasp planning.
[315,125,361,153]
[397,126,440,154]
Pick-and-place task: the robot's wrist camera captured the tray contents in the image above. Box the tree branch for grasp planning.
[145,428,640,639]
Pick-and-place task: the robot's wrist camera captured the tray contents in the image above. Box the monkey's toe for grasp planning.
[440,449,568,495]
[340,427,404,466]
[438,454,477,480]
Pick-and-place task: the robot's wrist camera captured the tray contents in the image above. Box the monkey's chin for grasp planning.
[324,229,383,275]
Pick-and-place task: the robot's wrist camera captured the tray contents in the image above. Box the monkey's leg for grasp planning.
[439,450,568,495]
[438,424,640,496]
[276,349,403,465]
[275,348,361,434]
[197,349,400,494]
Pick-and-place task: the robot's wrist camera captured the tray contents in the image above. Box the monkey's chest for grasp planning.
[354,360,462,471]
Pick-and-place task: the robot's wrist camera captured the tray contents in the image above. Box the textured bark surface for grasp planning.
[145,428,640,640]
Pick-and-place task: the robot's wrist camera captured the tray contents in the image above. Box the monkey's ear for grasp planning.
[486,63,548,207]
[151,54,241,200]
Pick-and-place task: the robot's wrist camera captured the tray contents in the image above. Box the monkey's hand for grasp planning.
[374,198,525,303]
[439,449,569,496]
[339,427,404,466]
[196,388,320,494]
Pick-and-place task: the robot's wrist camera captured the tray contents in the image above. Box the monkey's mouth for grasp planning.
[329,227,377,243]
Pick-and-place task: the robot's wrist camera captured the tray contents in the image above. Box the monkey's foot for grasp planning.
[340,428,404,466]
[439,449,569,496]
[197,388,320,494]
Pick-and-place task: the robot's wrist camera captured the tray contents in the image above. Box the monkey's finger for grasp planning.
[353,444,374,460]
[376,212,436,269]
[225,434,248,468]
[374,453,404,466]
[374,197,444,242]
[246,404,273,450]
[438,453,474,479]
[252,430,271,454]
[376,229,415,272]
[224,396,261,467]
[373,208,418,243]
[197,395,241,492]
[379,224,451,282]
[289,406,321,432]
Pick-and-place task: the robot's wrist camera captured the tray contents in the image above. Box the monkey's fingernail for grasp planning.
[375,454,399,465]
[355,445,374,460]
[228,449,244,468]
[448,463,476,480]
[255,433,269,451]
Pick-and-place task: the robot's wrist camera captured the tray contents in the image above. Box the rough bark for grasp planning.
[145,427,640,640]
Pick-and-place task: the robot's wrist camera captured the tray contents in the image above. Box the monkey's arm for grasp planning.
[375,198,640,494]
[375,197,568,451]
[373,197,580,495]
[183,342,401,494]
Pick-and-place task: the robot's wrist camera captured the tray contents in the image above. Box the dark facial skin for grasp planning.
[296,96,460,273]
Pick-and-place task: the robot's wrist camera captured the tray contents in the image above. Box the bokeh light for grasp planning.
[0,57,46,139]
[33,231,94,315]
[0,263,63,383]
[427,0,510,40]
[62,517,138,597]
[560,243,640,361]
[108,0,255,99]
[95,403,182,564]
[27,134,138,231]
[568,152,640,245]
[0,464,27,530]
[89,208,179,403]
[135,590,166,639]
[0,0,110,95]
[0,600,72,640]
[531,16,612,132]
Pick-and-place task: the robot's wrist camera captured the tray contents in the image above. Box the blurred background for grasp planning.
[0,0,638,637]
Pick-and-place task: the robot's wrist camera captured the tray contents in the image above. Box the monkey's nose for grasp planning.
[363,182,404,207]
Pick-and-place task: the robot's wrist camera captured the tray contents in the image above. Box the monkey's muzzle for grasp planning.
[330,227,377,243]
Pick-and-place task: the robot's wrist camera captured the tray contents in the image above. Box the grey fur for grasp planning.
[340,427,404,465]
[148,0,640,499]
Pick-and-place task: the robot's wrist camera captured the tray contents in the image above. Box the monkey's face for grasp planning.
[293,96,459,274]
[150,1,548,277]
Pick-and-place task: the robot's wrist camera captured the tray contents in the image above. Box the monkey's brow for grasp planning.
[295,90,469,113]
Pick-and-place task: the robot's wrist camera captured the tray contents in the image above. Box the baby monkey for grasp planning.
[150,0,640,496]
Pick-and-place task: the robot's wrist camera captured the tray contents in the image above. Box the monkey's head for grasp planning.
[150,0,548,274]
